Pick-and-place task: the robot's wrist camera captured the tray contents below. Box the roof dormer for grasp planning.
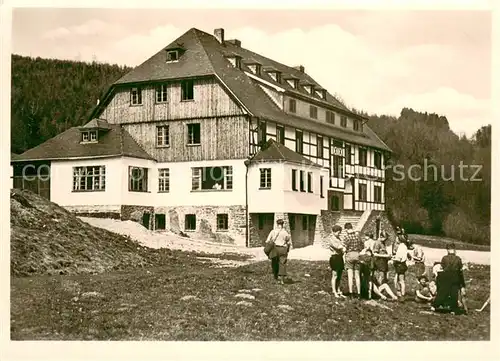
[284,75,299,89]
[244,59,262,75]
[224,52,242,69]
[165,44,186,63]
[79,119,111,144]
[315,87,327,100]
[264,67,282,84]
[301,81,314,95]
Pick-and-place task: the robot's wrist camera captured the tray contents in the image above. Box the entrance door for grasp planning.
[328,190,344,211]
[142,212,151,229]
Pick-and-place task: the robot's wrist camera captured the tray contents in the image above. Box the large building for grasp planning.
[11,27,394,247]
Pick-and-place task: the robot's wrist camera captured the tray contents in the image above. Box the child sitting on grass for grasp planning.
[415,275,436,303]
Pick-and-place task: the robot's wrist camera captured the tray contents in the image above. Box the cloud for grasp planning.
[42,19,123,40]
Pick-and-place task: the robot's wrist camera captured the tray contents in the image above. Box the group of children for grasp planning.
[326,224,470,314]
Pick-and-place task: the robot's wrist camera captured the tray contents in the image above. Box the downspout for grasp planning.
[244,159,250,247]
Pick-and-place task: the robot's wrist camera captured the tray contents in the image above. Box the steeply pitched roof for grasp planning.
[90,28,391,153]
[80,118,112,130]
[12,124,153,162]
[250,139,321,167]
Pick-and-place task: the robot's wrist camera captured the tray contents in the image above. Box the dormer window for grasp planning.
[303,84,314,94]
[246,61,262,75]
[81,130,98,143]
[166,50,178,62]
[316,88,327,99]
[285,77,299,89]
[225,54,242,69]
[268,71,282,83]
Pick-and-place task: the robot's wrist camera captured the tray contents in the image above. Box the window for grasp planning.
[299,170,305,192]
[72,166,105,191]
[257,120,267,145]
[291,169,297,191]
[166,50,178,62]
[181,79,194,101]
[317,135,324,158]
[260,168,272,189]
[185,214,196,231]
[374,151,382,169]
[81,131,97,143]
[374,185,382,203]
[320,175,324,198]
[302,215,308,230]
[191,166,233,191]
[217,214,229,231]
[307,172,313,193]
[326,111,335,124]
[331,195,340,211]
[129,167,148,192]
[82,132,89,142]
[353,119,360,131]
[359,183,367,201]
[156,125,169,147]
[295,130,303,154]
[89,131,97,142]
[309,105,318,119]
[340,116,347,128]
[276,125,285,145]
[155,214,166,230]
[187,123,201,145]
[345,144,352,165]
[289,99,297,113]
[130,87,142,105]
[332,155,343,178]
[359,148,368,167]
[156,84,168,103]
[158,168,170,192]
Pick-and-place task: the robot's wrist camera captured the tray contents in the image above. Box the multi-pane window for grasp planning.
[129,167,148,192]
[185,214,196,231]
[89,131,97,142]
[359,183,368,201]
[289,99,297,113]
[332,155,343,178]
[130,87,142,105]
[326,111,335,124]
[307,172,313,193]
[156,84,168,103]
[309,105,318,119]
[158,168,170,192]
[317,135,324,158]
[187,123,201,145]
[192,166,233,191]
[291,169,297,191]
[345,144,352,165]
[359,148,368,167]
[260,168,272,189]
[217,214,229,231]
[353,119,360,131]
[374,185,382,203]
[181,79,194,101]
[72,166,105,191]
[81,131,97,143]
[295,130,303,154]
[299,170,305,192]
[340,116,347,128]
[82,132,90,142]
[276,125,285,145]
[320,175,324,198]
[374,151,382,169]
[156,125,169,147]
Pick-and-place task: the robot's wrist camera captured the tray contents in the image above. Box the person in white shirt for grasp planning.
[360,232,376,255]
[392,238,410,300]
[326,225,346,298]
[265,219,292,284]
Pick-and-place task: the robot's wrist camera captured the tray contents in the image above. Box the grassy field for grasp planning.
[11,255,490,341]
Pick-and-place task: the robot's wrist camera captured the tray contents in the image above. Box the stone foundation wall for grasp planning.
[360,210,397,247]
[154,205,246,246]
[64,205,121,219]
[314,210,342,246]
[121,205,155,229]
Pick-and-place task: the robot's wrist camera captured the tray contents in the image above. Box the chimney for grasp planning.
[214,28,225,44]
[294,65,305,73]
[226,39,241,47]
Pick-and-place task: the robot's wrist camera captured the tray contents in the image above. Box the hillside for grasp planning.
[10,189,189,276]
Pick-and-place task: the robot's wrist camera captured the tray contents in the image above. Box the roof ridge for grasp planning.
[274,141,287,160]
[192,29,218,75]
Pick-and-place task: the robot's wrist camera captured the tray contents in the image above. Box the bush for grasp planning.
[442,207,490,245]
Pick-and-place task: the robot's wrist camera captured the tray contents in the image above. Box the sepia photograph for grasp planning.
[3,2,494,355]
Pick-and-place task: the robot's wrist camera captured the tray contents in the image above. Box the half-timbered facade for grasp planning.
[12,27,392,248]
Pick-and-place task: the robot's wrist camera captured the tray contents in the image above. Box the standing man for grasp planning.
[326,225,346,298]
[265,218,292,285]
[342,222,364,298]
[433,243,465,314]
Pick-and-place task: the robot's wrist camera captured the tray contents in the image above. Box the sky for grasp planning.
[11,8,492,137]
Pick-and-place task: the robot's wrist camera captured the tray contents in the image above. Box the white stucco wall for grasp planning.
[247,162,285,213]
[50,157,123,209]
